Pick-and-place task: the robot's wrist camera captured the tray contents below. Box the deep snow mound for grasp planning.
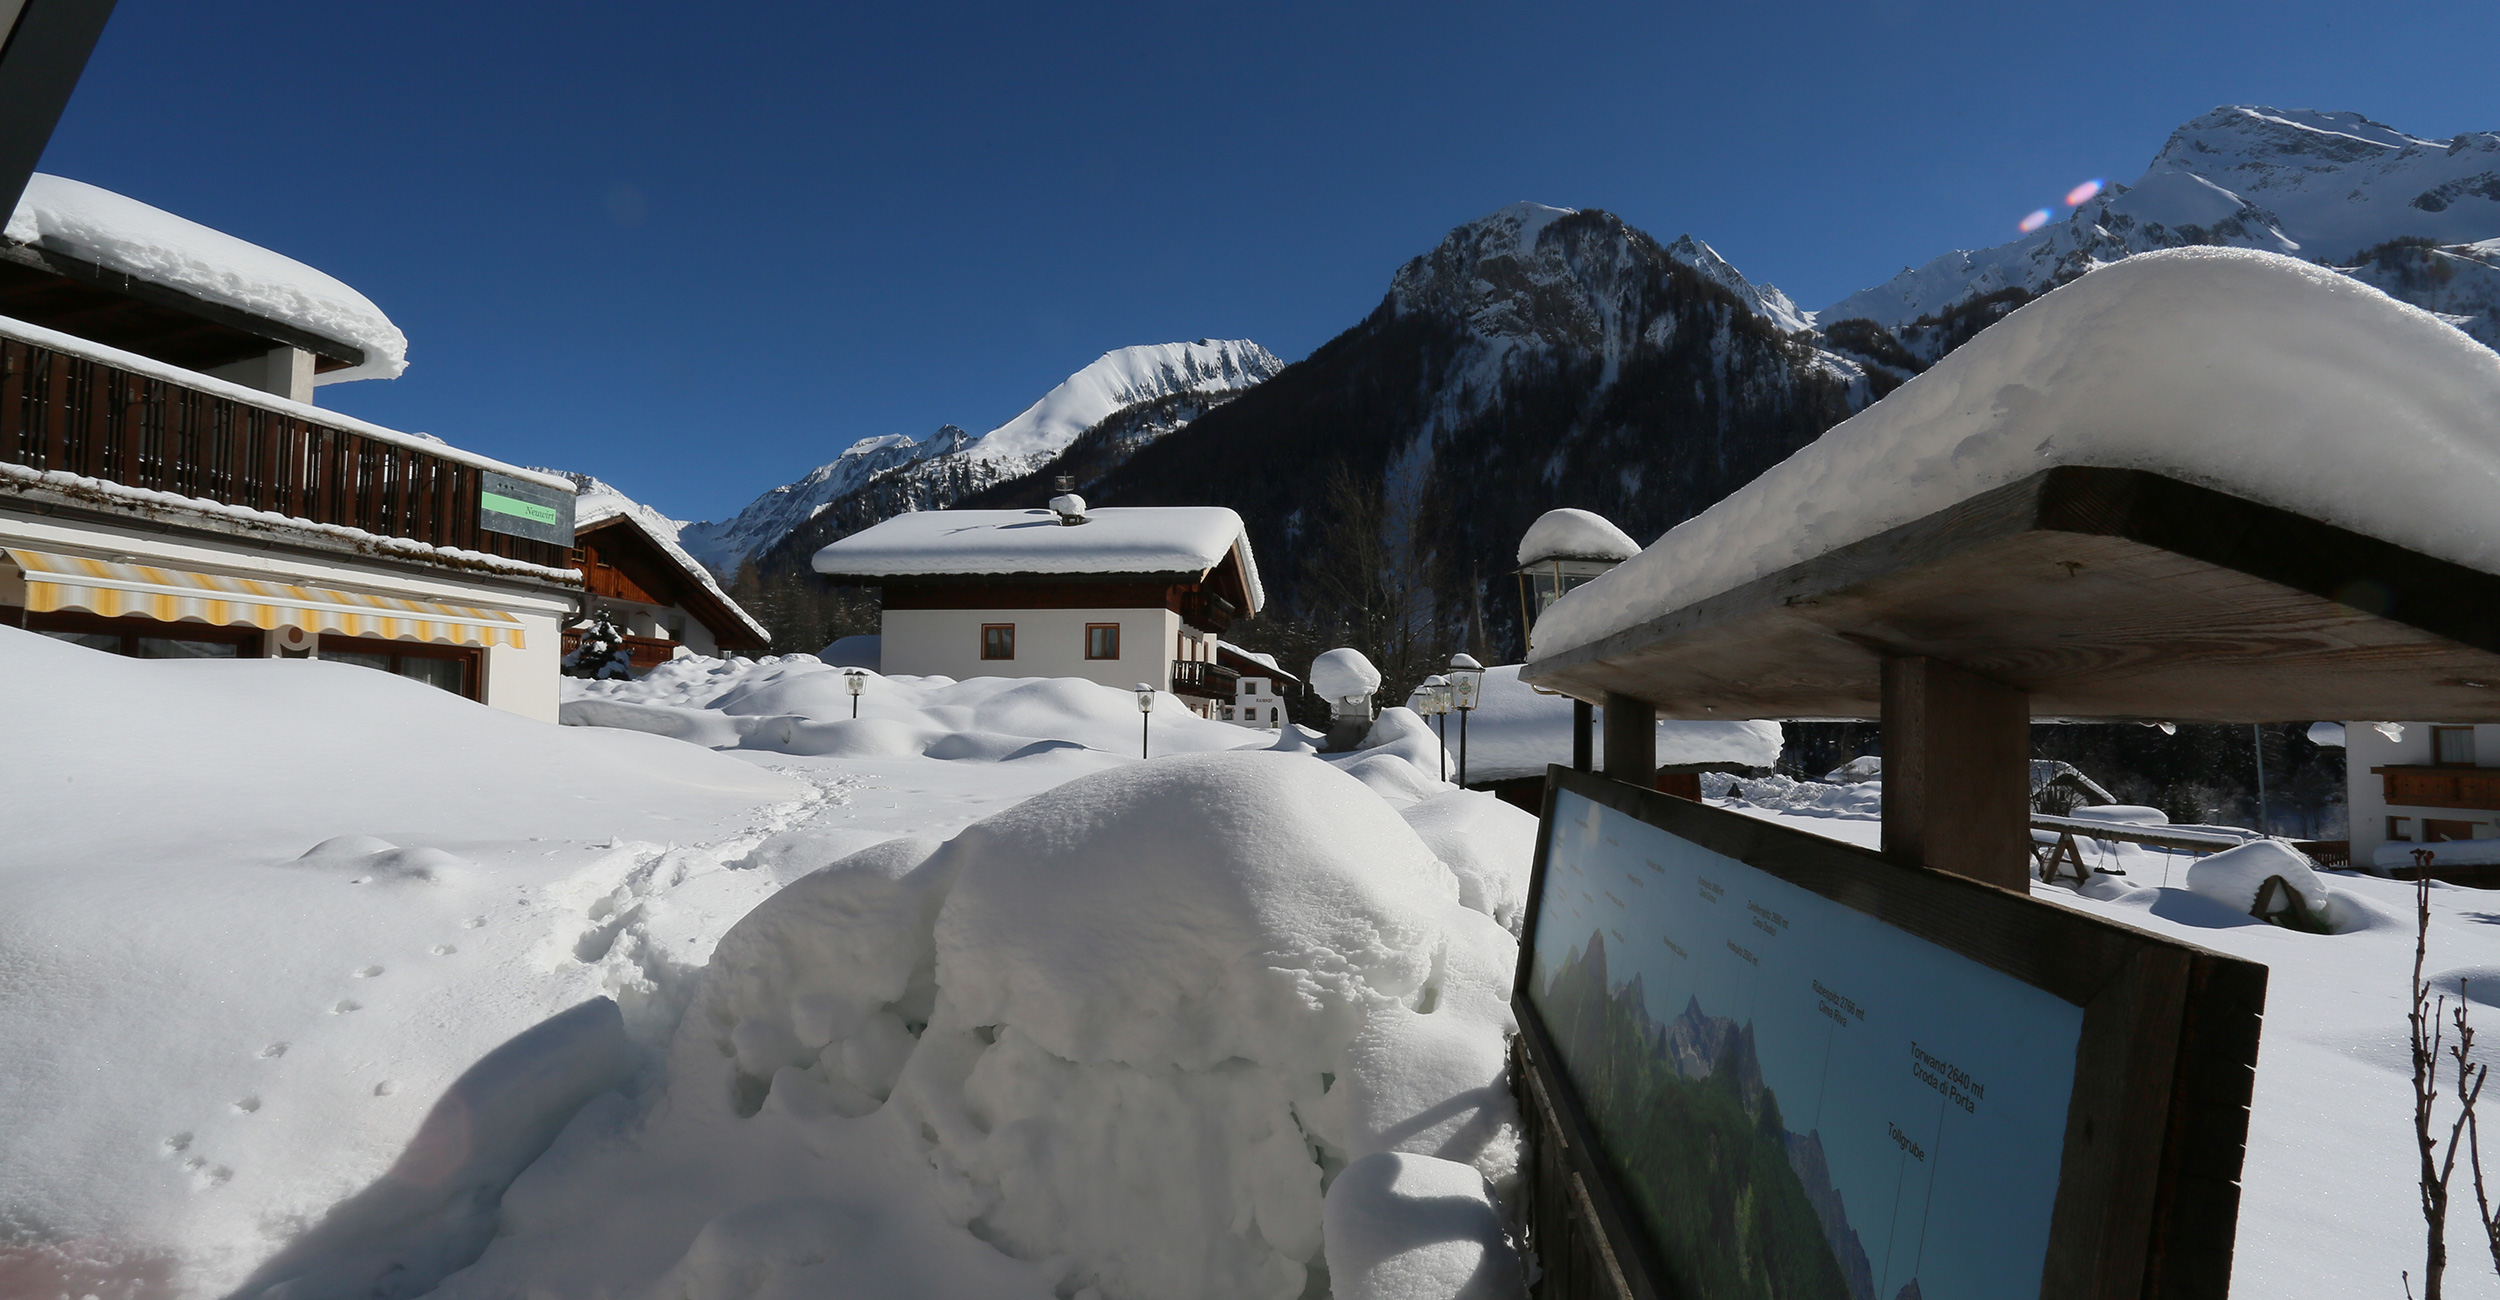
[453,752,1524,1300]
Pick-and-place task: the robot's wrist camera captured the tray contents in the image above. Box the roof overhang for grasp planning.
[1523,466,2500,723]
[0,238,367,373]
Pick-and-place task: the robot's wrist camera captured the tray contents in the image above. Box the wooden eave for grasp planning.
[574,516,767,651]
[0,239,366,373]
[1524,466,2500,724]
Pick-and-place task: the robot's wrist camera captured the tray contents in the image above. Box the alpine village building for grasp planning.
[811,490,1267,717]
[0,174,763,717]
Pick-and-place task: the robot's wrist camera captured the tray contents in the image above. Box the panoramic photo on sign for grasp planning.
[1526,788,2088,1300]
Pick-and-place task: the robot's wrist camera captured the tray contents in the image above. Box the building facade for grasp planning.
[2347,721,2500,865]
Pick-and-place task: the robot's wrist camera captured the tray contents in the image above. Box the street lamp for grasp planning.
[1134,682,1156,758]
[1416,674,1452,782]
[844,667,866,718]
[1448,653,1485,787]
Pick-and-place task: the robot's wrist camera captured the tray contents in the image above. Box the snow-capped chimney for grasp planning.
[1048,478,1088,526]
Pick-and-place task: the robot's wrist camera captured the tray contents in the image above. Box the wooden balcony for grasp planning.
[561,629,683,671]
[0,331,572,572]
[1170,657,1239,698]
[2374,765,2500,811]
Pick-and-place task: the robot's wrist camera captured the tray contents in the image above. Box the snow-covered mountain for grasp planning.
[973,202,1870,659]
[1822,106,2500,355]
[681,339,1282,575]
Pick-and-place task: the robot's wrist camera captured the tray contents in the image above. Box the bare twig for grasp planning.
[2417,875,2454,1299]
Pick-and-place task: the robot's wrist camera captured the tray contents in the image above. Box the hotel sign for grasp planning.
[479,472,575,546]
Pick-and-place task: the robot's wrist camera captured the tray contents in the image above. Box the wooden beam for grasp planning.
[1881,655,2032,890]
[1601,691,1654,787]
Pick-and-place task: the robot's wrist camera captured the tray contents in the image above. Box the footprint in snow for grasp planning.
[462,916,487,929]
[430,944,456,956]
[373,1080,396,1096]
[352,965,383,978]
[163,1132,192,1153]
[232,1096,260,1114]
[332,999,360,1014]
[260,1042,288,1059]
[181,1155,232,1189]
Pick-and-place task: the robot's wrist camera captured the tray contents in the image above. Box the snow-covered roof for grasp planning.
[554,473,770,644]
[1532,248,2500,665]
[812,506,1264,612]
[7,175,407,383]
[1462,663,1780,783]
[1516,508,1640,565]
[1217,640,1293,681]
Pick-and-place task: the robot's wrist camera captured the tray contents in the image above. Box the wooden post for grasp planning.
[1602,691,1654,789]
[1881,655,2032,890]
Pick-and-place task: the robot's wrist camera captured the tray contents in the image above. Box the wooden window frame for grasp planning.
[1084,622,1120,661]
[2427,818,2480,844]
[2390,815,2414,843]
[2434,725,2478,768]
[980,623,1015,661]
[317,632,484,701]
[5,605,266,657]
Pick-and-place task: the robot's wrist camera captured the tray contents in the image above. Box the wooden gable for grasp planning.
[570,517,768,652]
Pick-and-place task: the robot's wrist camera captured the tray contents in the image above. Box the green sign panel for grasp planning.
[479,471,575,546]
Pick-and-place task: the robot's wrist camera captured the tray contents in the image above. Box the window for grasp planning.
[318,634,481,699]
[981,623,1015,660]
[2390,816,2414,842]
[10,608,262,658]
[1085,623,1120,660]
[2428,819,2480,843]
[2435,726,2478,767]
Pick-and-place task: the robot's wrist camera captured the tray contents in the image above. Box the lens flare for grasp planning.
[2018,208,2052,234]
[2065,178,2105,207]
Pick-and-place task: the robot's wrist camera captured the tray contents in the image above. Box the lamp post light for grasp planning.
[1417,674,1452,782]
[1134,682,1156,759]
[844,667,866,719]
[1448,653,1485,787]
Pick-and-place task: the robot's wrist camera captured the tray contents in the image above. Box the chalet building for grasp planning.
[1216,641,1296,728]
[2349,722,2500,864]
[557,476,769,670]
[0,175,586,719]
[812,492,1262,715]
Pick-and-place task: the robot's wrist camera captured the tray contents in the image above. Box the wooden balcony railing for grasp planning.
[2374,765,2500,812]
[0,333,572,571]
[1171,658,1239,697]
[560,629,683,672]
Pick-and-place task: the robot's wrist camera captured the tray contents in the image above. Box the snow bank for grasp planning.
[562,655,1269,761]
[445,752,1522,1300]
[1534,249,2500,664]
[1323,1153,1526,1300]
[2308,721,2347,747]
[1311,646,1383,701]
[1399,790,1541,934]
[9,174,408,382]
[2376,837,2500,870]
[1515,507,1639,565]
[1702,771,1883,821]
[820,633,881,669]
[0,626,808,1298]
[2187,840,2331,918]
[1458,664,1781,784]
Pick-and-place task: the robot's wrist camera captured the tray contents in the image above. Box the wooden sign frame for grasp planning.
[1512,766,2266,1300]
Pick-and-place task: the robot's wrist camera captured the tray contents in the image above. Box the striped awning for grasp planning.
[7,549,526,648]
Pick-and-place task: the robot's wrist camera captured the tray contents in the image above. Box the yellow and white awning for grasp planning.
[7,549,526,648]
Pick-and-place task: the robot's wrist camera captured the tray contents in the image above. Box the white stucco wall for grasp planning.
[2346,722,2500,865]
[1,512,577,722]
[880,606,1179,689]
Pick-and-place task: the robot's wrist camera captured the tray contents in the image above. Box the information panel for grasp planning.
[1514,769,2267,1300]
[1528,788,2084,1299]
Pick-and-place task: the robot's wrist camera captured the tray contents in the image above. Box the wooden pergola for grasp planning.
[1523,465,2500,888]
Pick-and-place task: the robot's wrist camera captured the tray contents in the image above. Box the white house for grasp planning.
[0,175,586,719]
[811,493,1262,715]
[2346,721,2500,866]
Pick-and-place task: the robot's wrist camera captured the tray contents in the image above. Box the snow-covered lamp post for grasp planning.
[1511,509,1640,769]
[1309,648,1382,752]
[1134,682,1156,758]
[844,668,866,718]
[1448,653,1485,787]
[1415,673,1452,781]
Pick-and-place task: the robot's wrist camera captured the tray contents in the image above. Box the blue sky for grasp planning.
[37,0,2500,522]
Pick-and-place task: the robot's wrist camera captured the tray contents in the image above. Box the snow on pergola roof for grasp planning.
[1524,248,2500,723]
[5,174,407,383]
[1516,507,1640,566]
[813,506,1264,612]
[1533,248,2500,671]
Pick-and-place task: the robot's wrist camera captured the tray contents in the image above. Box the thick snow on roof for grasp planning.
[1515,507,1640,565]
[813,506,1264,611]
[8,175,408,383]
[1532,248,2500,665]
[553,473,769,643]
